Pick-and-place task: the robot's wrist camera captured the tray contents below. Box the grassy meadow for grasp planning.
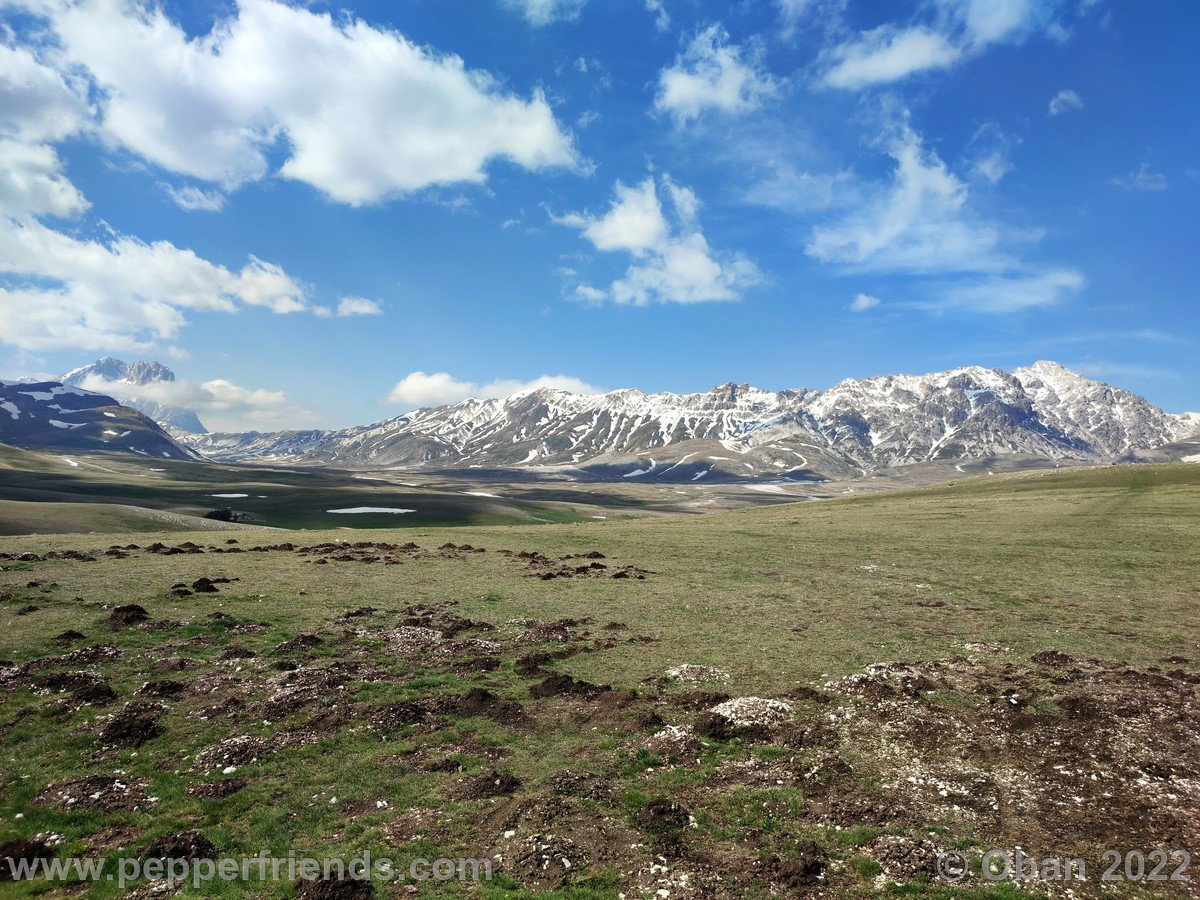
[0,462,1196,897]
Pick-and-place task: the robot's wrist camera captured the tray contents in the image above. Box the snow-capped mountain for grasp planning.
[60,357,208,434]
[183,361,1198,481]
[0,380,194,459]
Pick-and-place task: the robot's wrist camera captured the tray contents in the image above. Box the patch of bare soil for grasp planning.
[0,837,54,882]
[97,701,166,748]
[36,671,117,707]
[192,735,270,773]
[142,831,217,861]
[34,775,152,811]
[24,645,122,671]
[529,673,612,699]
[807,655,1200,887]
[294,874,374,898]
[107,604,150,628]
[456,769,522,800]
[187,778,247,799]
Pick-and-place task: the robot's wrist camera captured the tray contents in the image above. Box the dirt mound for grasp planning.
[637,724,705,761]
[709,696,793,727]
[37,671,116,707]
[454,688,527,724]
[0,838,53,881]
[98,702,166,747]
[187,778,247,799]
[53,630,86,643]
[634,797,691,837]
[1031,649,1076,667]
[487,796,646,890]
[370,698,448,731]
[34,775,151,811]
[107,604,150,628]
[459,770,522,799]
[193,735,270,773]
[294,875,374,899]
[770,840,827,889]
[142,830,217,861]
[274,634,324,653]
[138,679,187,699]
[24,645,121,671]
[665,664,729,683]
[529,674,609,699]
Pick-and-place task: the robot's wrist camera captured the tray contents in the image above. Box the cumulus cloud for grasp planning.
[336,296,383,317]
[76,373,314,431]
[554,175,761,306]
[819,0,1068,90]
[1110,163,1168,192]
[502,0,587,25]
[12,0,579,204]
[385,371,602,408]
[0,138,89,217]
[654,25,780,126]
[1048,88,1083,116]
[0,216,311,353]
[804,118,1082,312]
[850,292,880,311]
[0,43,91,142]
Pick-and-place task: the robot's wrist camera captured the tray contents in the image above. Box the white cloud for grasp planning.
[1110,163,1168,192]
[932,269,1086,312]
[164,185,226,212]
[336,296,383,317]
[822,26,962,90]
[76,373,314,431]
[654,25,780,126]
[555,175,761,306]
[385,371,601,408]
[776,0,815,38]
[385,371,477,407]
[0,43,91,142]
[0,138,89,217]
[15,0,579,204]
[1048,88,1083,116]
[850,292,880,311]
[965,123,1017,184]
[820,0,1067,90]
[501,0,587,26]
[807,124,1004,273]
[0,216,311,353]
[645,0,670,31]
[804,118,1082,313]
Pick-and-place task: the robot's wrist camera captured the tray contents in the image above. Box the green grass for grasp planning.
[0,462,1196,897]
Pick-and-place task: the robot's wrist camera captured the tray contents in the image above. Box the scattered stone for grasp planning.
[193,735,270,773]
[709,696,793,728]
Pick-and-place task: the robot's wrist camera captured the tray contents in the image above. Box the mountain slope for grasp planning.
[61,357,208,434]
[0,380,194,460]
[182,362,1196,480]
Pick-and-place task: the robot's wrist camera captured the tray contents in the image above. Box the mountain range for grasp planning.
[0,379,194,460]
[179,361,1200,482]
[60,357,208,434]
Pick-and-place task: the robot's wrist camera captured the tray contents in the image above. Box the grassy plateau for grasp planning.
[0,461,1197,898]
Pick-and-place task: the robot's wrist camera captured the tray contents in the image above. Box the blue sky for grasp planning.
[1,0,1196,430]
